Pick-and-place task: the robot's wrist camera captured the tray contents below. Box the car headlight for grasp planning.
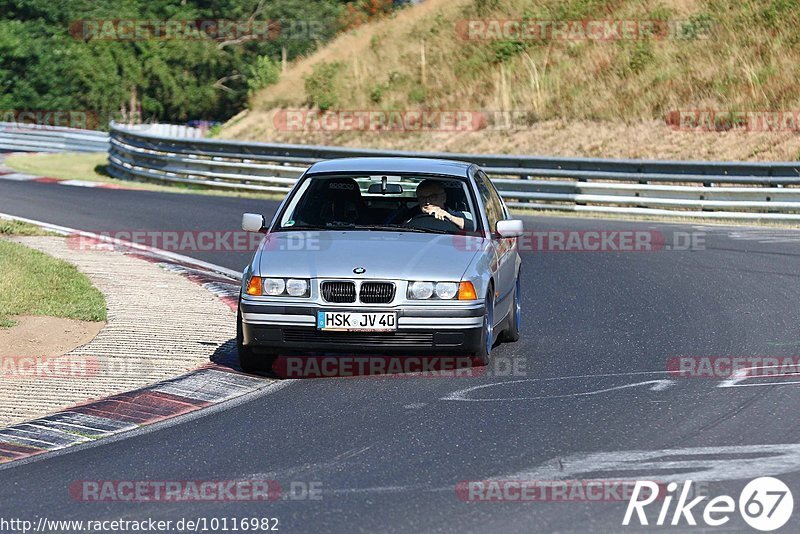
[286,278,309,296]
[408,281,434,300]
[408,281,469,300]
[263,278,286,296]
[247,276,310,297]
[408,281,477,300]
[435,282,458,300]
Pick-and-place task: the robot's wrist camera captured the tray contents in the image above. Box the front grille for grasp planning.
[359,282,395,304]
[282,328,433,347]
[321,281,356,303]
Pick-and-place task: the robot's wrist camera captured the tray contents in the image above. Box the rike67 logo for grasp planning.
[518,444,798,531]
[624,477,793,531]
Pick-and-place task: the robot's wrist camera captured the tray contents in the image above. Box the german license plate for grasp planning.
[317,311,397,332]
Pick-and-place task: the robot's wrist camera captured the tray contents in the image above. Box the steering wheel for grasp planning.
[404,212,459,233]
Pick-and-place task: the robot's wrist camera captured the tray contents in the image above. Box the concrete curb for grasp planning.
[0,215,276,466]
[0,366,267,464]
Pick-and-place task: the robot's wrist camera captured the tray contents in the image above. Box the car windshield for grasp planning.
[276,174,478,234]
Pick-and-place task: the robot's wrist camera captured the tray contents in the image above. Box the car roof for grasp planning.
[305,157,474,178]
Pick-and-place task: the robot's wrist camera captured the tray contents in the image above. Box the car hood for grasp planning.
[257,231,482,280]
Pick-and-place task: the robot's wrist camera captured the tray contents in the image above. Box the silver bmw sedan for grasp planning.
[237,157,523,373]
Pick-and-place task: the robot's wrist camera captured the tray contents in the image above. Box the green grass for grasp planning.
[5,153,110,183]
[0,239,106,328]
[4,152,285,201]
[0,219,54,236]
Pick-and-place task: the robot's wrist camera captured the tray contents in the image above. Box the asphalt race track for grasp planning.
[3,178,800,532]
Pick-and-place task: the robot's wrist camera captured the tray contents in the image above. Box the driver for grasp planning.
[414,180,472,231]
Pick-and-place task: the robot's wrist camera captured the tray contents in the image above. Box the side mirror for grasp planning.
[496,219,524,238]
[242,213,266,233]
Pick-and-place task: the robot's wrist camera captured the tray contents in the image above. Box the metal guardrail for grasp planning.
[105,122,800,221]
[0,122,109,153]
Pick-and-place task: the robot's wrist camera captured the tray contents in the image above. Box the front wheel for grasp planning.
[472,290,495,366]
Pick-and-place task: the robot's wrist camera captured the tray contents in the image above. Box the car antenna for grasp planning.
[381,175,387,193]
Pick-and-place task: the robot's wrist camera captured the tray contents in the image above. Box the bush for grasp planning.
[370,83,387,103]
[629,42,654,74]
[247,55,281,94]
[305,61,342,111]
[408,87,426,104]
[490,40,527,63]
[680,13,714,40]
[207,123,224,137]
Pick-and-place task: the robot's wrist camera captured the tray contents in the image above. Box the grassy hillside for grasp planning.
[221,0,800,161]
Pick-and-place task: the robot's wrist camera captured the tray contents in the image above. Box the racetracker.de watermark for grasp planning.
[273,110,486,132]
[667,356,800,378]
[0,356,100,379]
[270,354,526,378]
[453,231,705,252]
[456,480,665,502]
[456,19,711,41]
[69,480,323,502]
[68,19,326,41]
[66,230,325,254]
[0,110,98,130]
[0,355,155,380]
[667,110,800,132]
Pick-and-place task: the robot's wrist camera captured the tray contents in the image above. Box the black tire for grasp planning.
[502,276,521,343]
[237,309,274,373]
[472,288,495,366]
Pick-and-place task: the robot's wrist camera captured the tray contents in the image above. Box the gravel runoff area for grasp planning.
[0,236,237,427]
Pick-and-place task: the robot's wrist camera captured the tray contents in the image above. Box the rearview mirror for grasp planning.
[496,219,523,238]
[367,183,403,194]
[242,213,266,233]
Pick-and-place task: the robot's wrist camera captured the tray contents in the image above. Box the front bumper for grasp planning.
[240,300,484,354]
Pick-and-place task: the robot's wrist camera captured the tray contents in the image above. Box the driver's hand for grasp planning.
[422,205,448,220]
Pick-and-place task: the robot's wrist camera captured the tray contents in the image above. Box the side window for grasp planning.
[476,171,504,234]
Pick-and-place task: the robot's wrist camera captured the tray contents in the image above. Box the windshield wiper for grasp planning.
[280,222,356,230]
[281,223,450,234]
[278,224,329,231]
[355,224,450,234]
